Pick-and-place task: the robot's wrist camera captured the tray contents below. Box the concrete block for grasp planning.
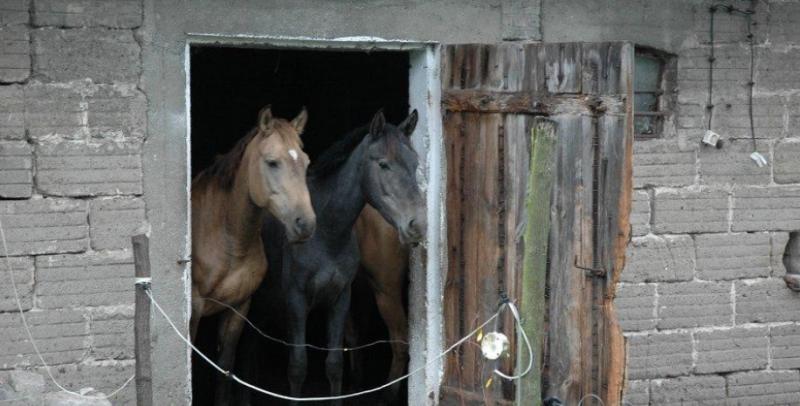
[678,45,750,103]
[626,332,693,379]
[24,82,87,140]
[31,28,140,83]
[772,232,791,277]
[658,281,732,329]
[89,309,134,360]
[695,326,768,373]
[695,233,771,280]
[757,48,800,93]
[40,362,134,405]
[633,139,696,188]
[726,370,800,406]
[0,25,29,83]
[732,186,800,232]
[44,392,111,406]
[622,379,649,406]
[89,197,145,250]
[622,235,694,283]
[774,139,800,184]
[615,283,657,332]
[0,0,28,26]
[649,375,727,406]
[8,370,44,395]
[501,0,539,40]
[0,256,33,312]
[698,139,771,185]
[0,309,88,367]
[789,96,800,137]
[765,1,800,45]
[736,279,800,323]
[35,250,134,309]
[0,198,88,255]
[87,84,146,139]
[771,324,800,370]
[35,140,142,197]
[630,190,650,236]
[708,96,786,139]
[0,84,24,139]
[24,82,146,141]
[653,188,729,234]
[0,141,32,198]
[33,0,143,28]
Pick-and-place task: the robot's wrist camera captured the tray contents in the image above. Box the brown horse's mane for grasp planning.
[197,120,301,190]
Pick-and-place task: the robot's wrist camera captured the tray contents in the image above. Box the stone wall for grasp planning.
[542,0,800,403]
[0,0,144,403]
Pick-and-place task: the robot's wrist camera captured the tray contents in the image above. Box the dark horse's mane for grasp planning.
[195,127,259,190]
[308,124,370,178]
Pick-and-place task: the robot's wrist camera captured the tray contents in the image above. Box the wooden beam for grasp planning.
[132,234,153,406]
[517,119,557,406]
[442,90,550,114]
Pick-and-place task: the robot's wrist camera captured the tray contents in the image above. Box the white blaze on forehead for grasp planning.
[288,149,298,161]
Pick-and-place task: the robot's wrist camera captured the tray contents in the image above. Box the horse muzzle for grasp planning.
[287,215,316,243]
[399,216,426,245]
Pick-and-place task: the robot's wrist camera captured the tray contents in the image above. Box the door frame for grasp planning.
[181,35,445,405]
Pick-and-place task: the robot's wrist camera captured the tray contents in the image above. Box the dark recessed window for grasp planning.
[634,47,675,139]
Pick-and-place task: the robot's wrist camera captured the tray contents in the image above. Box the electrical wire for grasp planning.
[200,296,408,352]
[149,286,533,402]
[707,3,758,151]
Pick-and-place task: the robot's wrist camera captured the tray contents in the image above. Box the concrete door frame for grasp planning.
[181,35,446,405]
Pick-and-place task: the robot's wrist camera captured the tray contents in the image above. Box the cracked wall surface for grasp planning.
[0,0,144,404]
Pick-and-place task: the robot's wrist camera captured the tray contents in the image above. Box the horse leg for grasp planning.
[343,313,363,389]
[325,287,351,406]
[286,295,308,405]
[190,288,204,342]
[214,299,250,406]
[374,289,409,403]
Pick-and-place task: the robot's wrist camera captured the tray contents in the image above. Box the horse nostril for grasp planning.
[408,219,416,229]
[295,217,304,228]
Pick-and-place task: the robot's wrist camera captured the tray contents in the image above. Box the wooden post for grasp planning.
[132,234,153,406]
[517,119,556,406]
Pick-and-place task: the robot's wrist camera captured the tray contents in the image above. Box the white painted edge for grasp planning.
[407,44,445,406]
[183,41,194,404]
[185,32,435,50]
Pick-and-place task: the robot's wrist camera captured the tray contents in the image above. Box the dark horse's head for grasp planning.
[361,110,426,244]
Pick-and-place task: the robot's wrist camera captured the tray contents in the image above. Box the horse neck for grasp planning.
[224,152,264,250]
[312,141,368,239]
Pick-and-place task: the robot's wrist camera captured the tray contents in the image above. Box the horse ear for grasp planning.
[258,105,273,134]
[369,109,386,137]
[291,107,308,135]
[398,109,418,137]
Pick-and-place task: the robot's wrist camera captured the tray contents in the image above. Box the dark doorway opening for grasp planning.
[190,45,410,405]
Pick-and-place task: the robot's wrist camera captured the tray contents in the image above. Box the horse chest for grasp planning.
[210,256,267,305]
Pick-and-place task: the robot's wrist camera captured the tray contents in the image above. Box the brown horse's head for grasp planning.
[246,106,316,242]
[362,109,426,245]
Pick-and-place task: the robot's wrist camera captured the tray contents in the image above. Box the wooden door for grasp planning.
[440,43,633,405]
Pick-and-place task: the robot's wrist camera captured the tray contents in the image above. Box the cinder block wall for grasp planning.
[0,0,144,403]
[543,0,800,403]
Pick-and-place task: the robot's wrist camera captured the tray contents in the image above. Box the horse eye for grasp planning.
[378,161,390,170]
[266,160,280,169]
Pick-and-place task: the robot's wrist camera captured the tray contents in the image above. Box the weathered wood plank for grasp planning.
[132,234,153,406]
[517,119,556,406]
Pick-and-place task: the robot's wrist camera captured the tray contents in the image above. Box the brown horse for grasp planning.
[354,204,411,402]
[191,106,316,406]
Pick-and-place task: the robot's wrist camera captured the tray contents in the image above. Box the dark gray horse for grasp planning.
[244,109,426,405]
